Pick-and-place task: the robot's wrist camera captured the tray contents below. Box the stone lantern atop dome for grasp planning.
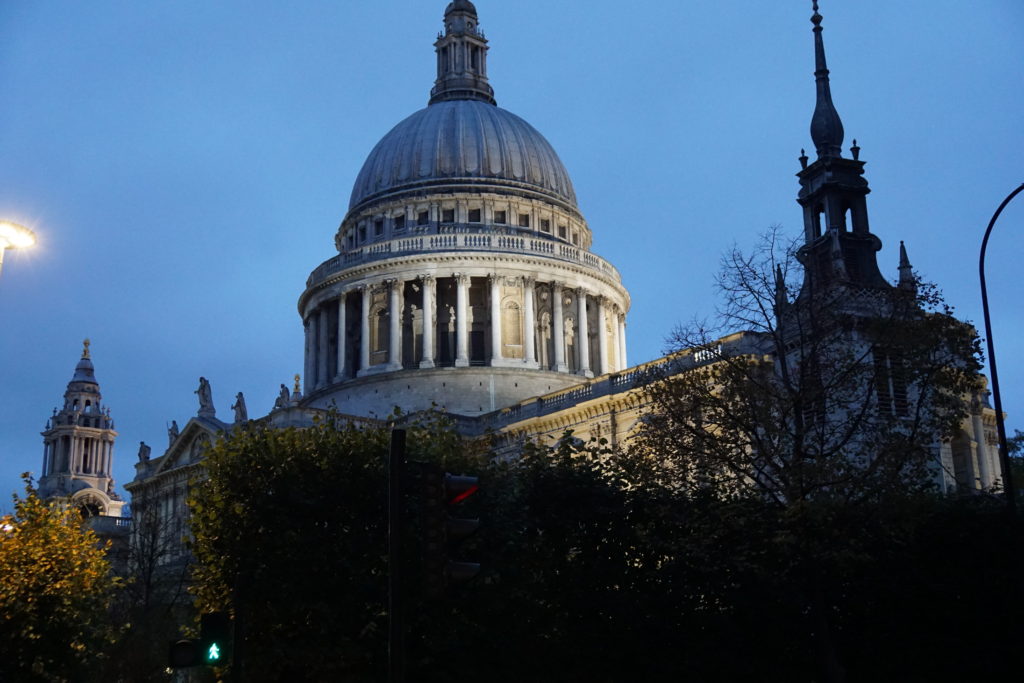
[431,0,493,105]
[298,2,630,418]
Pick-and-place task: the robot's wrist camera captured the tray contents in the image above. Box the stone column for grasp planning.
[577,288,592,377]
[359,286,371,374]
[609,306,620,373]
[455,273,470,367]
[317,305,329,388]
[420,276,436,368]
[596,296,608,376]
[524,277,537,366]
[489,275,502,364]
[553,283,567,372]
[971,410,992,489]
[303,318,314,393]
[335,294,347,381]
[387,279,402,370]
[618,315,628,370]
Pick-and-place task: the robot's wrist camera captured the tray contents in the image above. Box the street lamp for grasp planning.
[0,220,37,278]
[979,182,1024,515]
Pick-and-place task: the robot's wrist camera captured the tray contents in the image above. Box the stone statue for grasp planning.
[138,441,151,462]
[195,377,215,417]
[232,392,248,423]
[274,383,290,410]
[168,420,179,446]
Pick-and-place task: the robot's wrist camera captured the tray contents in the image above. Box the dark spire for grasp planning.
[429,0,495,105]
[809,1,844,159]
[898,241,916,292]
[774,265,789,320]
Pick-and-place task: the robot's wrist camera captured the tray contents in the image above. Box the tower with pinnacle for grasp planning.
[38,340,126,519]
[795,1,891,297]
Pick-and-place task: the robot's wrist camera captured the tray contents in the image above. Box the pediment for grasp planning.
[153,417,226,476]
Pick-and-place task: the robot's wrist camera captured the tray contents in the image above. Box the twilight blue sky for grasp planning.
[1,0,1022,506]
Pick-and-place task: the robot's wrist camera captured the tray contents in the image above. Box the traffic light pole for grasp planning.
[388,428,407,683]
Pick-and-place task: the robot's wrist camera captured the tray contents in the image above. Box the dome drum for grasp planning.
[337,190,592,255]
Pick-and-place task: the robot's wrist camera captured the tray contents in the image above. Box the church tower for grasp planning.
[795,1,889,296]
[38,340,125,518]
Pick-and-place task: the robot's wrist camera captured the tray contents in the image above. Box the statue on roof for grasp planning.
[138,441,151,462]
[274,384,290,410]
[232,392,248,423]
[195,377,215,417]
[168,420,179,446]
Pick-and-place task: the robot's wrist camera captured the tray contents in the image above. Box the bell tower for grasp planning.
[38,340,125,518]
[429,0,496,105]
[795,1,888,295]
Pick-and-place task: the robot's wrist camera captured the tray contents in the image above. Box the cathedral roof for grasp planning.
[348,100,578,213]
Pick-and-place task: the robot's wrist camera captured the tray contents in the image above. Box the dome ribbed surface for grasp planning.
[349,100,578,211]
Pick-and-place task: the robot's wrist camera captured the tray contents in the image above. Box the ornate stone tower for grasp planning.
[38,340,125,518]
[795,1,889,296]
[298,1,630,418]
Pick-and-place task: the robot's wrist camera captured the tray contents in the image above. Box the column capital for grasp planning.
[420,274,436,286]
[453,272,471,286]
[523,275,537,288]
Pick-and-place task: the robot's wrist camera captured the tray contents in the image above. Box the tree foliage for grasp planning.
[188,411,484,681]
[0,475,119,682]
[636,229,983,504]
[185,413,1021,682]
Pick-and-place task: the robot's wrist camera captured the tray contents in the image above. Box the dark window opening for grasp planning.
[468,208,481,223]
[494,210,506,224]
[394,215,405,231]
[358,225,367,242]
[540,219,551,232]
[442,209,456,223]
[518,213,530,228]
[558,225,567,238]
[374,219,384,236]
[418,211,430,226]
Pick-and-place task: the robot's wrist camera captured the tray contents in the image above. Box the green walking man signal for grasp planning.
[167,611,233,669]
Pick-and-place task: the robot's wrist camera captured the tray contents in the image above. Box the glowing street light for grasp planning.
[0,221,37,278]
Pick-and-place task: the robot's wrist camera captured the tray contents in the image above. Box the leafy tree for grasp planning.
[0,475,119,682]
[188,411,484,682]
[103,500,192,681]
[184,412,1020,683]
[637,229,983,505]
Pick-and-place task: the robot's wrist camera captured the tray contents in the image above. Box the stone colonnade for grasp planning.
[42,434,114,477]
[303,274,627,392]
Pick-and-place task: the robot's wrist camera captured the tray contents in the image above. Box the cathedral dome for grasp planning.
[348,100,578,214]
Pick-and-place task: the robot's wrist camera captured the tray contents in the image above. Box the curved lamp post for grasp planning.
[979,182,1024,514]
[0,220,36,279]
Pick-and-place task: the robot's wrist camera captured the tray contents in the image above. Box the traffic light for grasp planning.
[167,611,232,669]
[199,611,232,666]
[420,465,481,598]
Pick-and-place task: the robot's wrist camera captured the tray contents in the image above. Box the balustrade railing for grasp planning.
[307,231,620,287]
